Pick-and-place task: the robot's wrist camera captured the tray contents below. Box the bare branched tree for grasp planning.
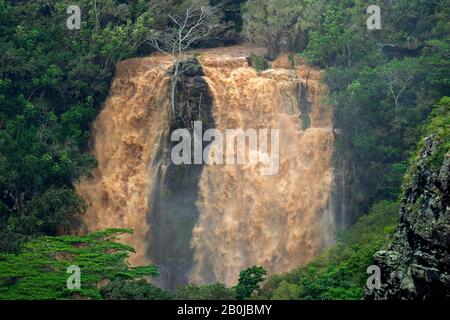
[149,1,224,115]
[382,60,419,109]
[387,72,416,109]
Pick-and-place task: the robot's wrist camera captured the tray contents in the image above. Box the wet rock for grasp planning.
[366,136,450,300]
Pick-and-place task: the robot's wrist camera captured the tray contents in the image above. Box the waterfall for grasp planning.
[75,56,172,265]
[76,46,335,288]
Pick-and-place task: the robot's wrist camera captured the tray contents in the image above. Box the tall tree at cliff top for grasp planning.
[242,0,323,57]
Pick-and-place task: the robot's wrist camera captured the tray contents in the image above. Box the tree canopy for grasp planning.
[0,229,159,299]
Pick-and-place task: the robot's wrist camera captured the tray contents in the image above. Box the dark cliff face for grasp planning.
[366,135,450,300]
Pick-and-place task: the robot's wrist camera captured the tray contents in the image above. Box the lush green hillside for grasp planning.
[0,229,160,299]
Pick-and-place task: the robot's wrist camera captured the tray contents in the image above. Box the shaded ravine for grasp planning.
[76,46,336,289]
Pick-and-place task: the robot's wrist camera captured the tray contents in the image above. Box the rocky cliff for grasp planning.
[367,131,450,299]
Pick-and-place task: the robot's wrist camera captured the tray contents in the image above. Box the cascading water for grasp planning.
[76,46,335,288]
[75,56,173,265]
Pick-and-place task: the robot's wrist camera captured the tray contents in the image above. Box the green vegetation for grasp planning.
[235,266,267,300]
[403,96,450,186]
[174,266,268,300]
[0,0,156,252]
[248,53,270,72]
[0,229,160,299]
[101,279,175,300]
[242,0,321,57]
[302,0,450,214]
[414,97,450,169]
[176,283,234,300]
